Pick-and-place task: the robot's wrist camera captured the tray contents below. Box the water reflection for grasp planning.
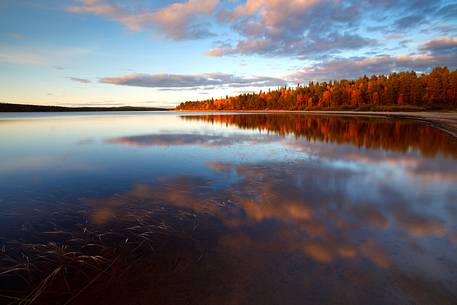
[182,114,457,158]
[1,113,457,305]
[79,158,455,304]
[107,133,281,147]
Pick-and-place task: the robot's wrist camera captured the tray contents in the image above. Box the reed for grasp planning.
[0,203,198,305]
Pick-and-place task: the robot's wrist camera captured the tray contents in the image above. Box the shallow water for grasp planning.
[1,112,457,305]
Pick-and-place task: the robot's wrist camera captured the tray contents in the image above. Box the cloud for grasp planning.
[288,51,457,82]
[67,0,218,40]
[150,0,218,39]
[228,0,318,20]
[435,3,457,20]
[384,33,404,40]
[65,0,454,81]
[209,0,376,58]
[99,72,286,88]
[418,37,457,54]
[393,15,425,29]
[206,0,453,60]
[67,76,91,83]
[285,35,457,82]
[206,32,375,58]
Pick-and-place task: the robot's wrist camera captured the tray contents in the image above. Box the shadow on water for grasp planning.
[1,113,457,305]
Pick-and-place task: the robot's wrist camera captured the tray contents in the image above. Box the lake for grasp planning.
[1,112,457,305]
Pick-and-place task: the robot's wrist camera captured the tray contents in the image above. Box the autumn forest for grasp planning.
[177,67,457,111]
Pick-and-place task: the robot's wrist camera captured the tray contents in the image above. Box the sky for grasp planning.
[0,0,456,107]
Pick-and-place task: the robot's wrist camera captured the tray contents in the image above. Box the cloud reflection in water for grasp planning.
[81,153,456,304]
[2,113,457,305]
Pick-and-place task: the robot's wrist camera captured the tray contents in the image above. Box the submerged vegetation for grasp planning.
[177,67,457,111]
[0,201,202,305]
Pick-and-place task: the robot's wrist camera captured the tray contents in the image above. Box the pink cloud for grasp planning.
[231,0,319,25]
[67,0,218,39]
[288,51,457,82]
[418,37,457,53]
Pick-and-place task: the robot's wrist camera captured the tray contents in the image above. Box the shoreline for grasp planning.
[176,110,457,137]
[308,111,457,138]
[2,107,457,137]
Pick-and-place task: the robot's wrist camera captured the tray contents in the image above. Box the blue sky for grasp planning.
[0,0,456,107]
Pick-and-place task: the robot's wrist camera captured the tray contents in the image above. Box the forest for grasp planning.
[176,67,457,111]
[0,103,167,112]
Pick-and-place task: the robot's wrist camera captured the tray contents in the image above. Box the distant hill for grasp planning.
[0,103,170,112]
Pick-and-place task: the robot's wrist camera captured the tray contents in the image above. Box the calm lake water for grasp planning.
[1,112,457,305]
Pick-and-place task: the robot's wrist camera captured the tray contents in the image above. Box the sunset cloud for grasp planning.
[289,51,457,82]
[67,0,218,39]
[210,0,373,57]
[207,0,451,60]
[206,32,375,57]
[65,1,457,84]
[99,72,286,88]
[152,0,219,39]
[418,37,457,54]
[2,1,456,105]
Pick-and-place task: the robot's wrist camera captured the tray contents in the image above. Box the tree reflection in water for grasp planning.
[1,114,457,305]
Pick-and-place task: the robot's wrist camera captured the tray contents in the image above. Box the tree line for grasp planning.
[0,103,168,112]
[176,67,457,111]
